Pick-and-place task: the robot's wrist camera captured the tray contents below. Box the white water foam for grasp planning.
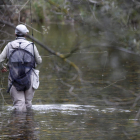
[5,104,131,114]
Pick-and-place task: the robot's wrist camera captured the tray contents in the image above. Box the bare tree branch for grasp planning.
[89,0,98,4]
[0,20,82,79]
[1,0,12,21]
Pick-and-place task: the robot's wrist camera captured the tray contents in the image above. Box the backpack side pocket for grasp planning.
[32,69,39,89]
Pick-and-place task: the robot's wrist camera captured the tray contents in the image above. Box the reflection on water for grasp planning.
[0,110,39,140]
[0,104,139,140]
[33,104,132,113]
[6,104,132,114]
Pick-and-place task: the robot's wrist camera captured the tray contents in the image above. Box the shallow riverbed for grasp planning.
[0,23,140,139]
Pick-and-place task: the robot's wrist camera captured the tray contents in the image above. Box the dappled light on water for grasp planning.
[6,104,132,113]
[0,104,139,140]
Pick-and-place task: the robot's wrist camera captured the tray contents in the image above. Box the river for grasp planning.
[0,22,140,139]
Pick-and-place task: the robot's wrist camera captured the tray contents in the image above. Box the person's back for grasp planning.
[8,38,34,56]
[8,38,35,92]
[0,24,42,112]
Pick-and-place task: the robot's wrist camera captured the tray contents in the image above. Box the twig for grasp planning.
[60,79,86,103]
[135,108,140,119]
[89,0,98,4]
[101,76,126,90]
[103,96,134,106]
[87,0,101,24]
[132,94,140,108]
[20,22,43,34]
[0,89,9,105]
[19,0,30,12]
[64,39,84,58]
[123,130,131,140]
[1,0,12,21]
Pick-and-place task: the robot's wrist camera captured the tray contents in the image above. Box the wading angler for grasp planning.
[0,24,42,112]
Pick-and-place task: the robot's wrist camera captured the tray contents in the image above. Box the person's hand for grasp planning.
[1,67,8,72]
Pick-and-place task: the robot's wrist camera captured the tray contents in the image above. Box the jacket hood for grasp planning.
[10,41,20,49]
[10,38,31,49]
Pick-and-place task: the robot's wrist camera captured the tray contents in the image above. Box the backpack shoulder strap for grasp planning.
[7,41,19,59]
[23,42,35,56]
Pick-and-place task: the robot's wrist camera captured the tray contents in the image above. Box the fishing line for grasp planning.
[41,51,108,57]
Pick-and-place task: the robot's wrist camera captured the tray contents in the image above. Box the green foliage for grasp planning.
[33,0,44,22]
[14,0,140,52]
[63,0,140,52]
[47,0,68,15]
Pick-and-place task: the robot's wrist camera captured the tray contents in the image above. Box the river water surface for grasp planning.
[0,23,140,139]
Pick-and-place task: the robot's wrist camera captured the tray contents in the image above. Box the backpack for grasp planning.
[7,42,35,92]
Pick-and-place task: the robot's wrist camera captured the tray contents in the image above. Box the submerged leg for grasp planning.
[25,74,35,109]
[25,87,35,109]
[10,86,27,112]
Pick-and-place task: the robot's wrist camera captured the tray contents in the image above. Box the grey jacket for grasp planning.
[0,37,42,67]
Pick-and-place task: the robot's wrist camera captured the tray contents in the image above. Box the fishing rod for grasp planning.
[29,0,35,65]
[30,0,33,38]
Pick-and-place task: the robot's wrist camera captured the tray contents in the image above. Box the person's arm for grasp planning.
[34,45,42,65]
[0,45,8,72]
[0,45,8,63]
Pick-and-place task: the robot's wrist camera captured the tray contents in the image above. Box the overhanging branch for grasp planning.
[0,20,82,78]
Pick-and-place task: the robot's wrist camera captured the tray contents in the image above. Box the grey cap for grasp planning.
[15,24,29,35]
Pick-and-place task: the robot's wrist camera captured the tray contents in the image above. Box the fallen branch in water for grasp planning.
[103,96,134,106]
[135,108,140,119]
